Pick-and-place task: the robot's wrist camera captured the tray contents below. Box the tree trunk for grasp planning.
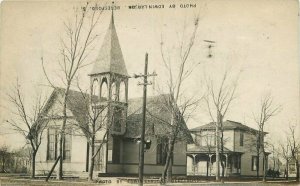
[286,159,289,180]
[296,160,299,182]
[263,153,267,181]
[31,151,36,178]
[57,88,69,180]
[57,132,64,180]
[206,159,209,178]
[88,137,95,181]
[161,137,175,184]
[2,157,5,172]
[167,152,172,183]
[215,113,221,181]
[220,128,225,178]
[256,133,260,178]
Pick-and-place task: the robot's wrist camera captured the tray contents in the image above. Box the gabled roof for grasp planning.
[124,94,193,143]
[42,88,192,143]
[42,88,91,125]
[190,120,261,133]
[89,12,128,77]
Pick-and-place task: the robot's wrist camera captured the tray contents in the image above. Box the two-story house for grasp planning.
[186,120,268,177]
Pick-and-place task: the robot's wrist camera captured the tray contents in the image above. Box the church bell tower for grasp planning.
[89,11,129,135]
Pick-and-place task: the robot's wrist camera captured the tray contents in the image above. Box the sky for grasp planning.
[0,0,299,150]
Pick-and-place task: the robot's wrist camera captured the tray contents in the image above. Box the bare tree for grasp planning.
[6,81,48,178]
[158,16,200,184]
[267,143,281,178]
[41,2,103,179]
[279,138,290,180]
[204,70,239,180]
[73,85,112,181]
[287,125,299,182]
[253,93,281,181]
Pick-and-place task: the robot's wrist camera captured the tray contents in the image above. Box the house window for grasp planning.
[157,139,168,165]
[47,128,72,161]
[63,129,72,160]
[251,156,258,171]
[47,128,57,160]
[240,132,244,146]
[200,132,215,147]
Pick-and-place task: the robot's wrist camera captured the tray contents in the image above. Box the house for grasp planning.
[186,120,269,177]
[35,12,191,177]
[287,154,300,177]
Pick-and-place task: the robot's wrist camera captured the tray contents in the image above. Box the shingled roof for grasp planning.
[124,95,193,143]
[89,12,128,77]
[187,145,233,154]
[43,88,192,143]
[42,88,94,126]
[190,120,261,133]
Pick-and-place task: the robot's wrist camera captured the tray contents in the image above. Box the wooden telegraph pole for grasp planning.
[133,53,157,186]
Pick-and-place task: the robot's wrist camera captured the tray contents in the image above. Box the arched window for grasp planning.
[92,79,100,97]
[111,81,117,101]
[101,78,108,100]
[119,81,126,102]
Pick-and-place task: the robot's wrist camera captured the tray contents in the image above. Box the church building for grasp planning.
[35,12,191,177]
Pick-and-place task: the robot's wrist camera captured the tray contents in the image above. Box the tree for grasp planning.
[204,70,238,180]
[288,125,299,182]
[42,2,103,179]
[252,93,281,181]
[6,81,48,178]
[279,138,290,180]
[0,145,10,173]
[73,85,111,181]
[267,143,281,178]
[159,16,200,184]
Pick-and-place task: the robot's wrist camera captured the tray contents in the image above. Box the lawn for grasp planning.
[0,174,299,185]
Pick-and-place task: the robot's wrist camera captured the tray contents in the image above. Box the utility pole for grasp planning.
[133,53,157,186]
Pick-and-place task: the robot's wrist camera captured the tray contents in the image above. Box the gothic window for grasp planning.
[100,78,108,99]
[92,79,100,97]
[111,81,117,101]
[119,81,126,102]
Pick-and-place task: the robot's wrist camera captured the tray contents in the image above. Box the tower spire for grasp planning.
[111,1,114,24]
[89,2,128,77]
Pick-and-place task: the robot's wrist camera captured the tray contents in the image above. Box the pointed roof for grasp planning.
[90,11,128,77]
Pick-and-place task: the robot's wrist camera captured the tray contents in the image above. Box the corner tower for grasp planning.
[89,11,128,135]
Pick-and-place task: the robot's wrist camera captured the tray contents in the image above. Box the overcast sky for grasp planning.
[0,0,299,149]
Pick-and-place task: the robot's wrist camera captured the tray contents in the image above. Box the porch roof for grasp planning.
[186,145,243,154]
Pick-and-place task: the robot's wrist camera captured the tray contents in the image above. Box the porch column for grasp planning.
[192,154,196,175]
[237,154,241,174]
[224,154,228,177]
[231,154,236,173]
[209,154,213,176]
